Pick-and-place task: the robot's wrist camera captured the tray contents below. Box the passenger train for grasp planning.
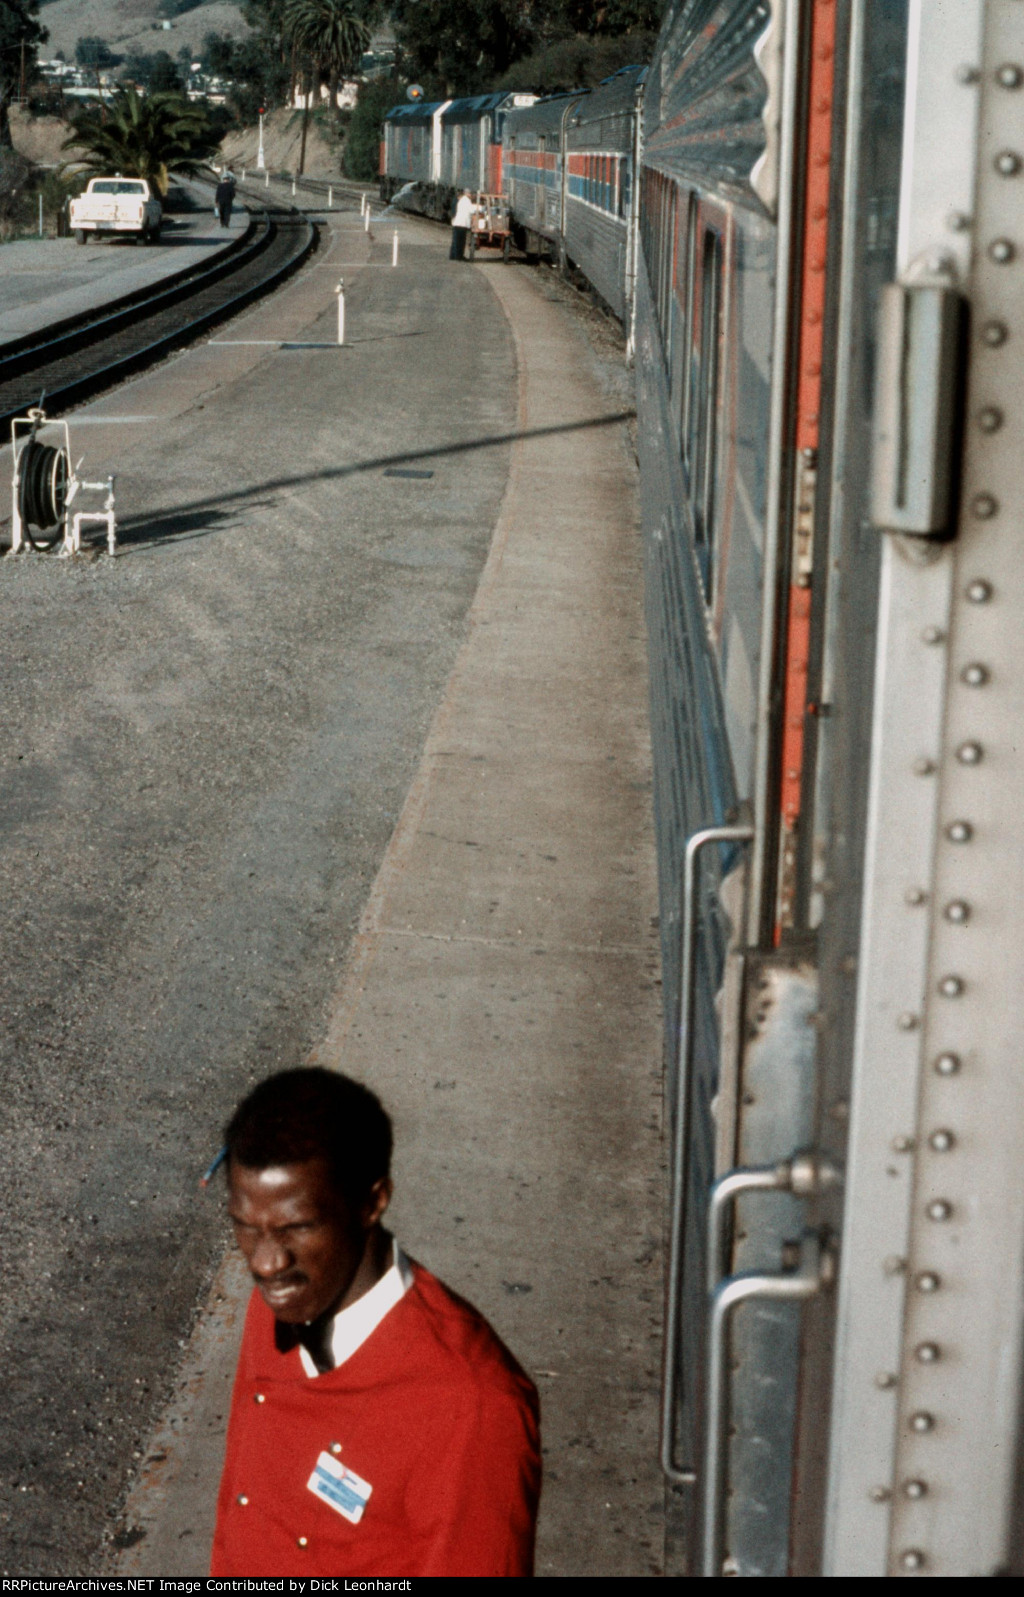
[383,0,1024,1577]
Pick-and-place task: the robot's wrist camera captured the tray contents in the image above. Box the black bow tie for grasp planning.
[275,1313,335,1373]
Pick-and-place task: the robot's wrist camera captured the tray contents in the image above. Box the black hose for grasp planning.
[18,439,69,549]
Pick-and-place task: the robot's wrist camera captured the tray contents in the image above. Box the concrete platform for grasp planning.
[0,206,663,1576]
[0,191,244,345]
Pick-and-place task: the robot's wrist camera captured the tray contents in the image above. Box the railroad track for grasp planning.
[0,186,317,432]
[236,171,371,212]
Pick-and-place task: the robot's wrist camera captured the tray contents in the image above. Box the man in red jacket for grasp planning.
[211,1068,540,1577]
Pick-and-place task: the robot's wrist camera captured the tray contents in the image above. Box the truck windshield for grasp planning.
[91,182,147,195]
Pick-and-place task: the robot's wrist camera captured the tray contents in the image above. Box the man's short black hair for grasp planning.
[224,1068,392,1209]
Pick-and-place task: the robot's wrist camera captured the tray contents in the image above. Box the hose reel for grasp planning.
[17,437,71,549]
[9,408,117,557]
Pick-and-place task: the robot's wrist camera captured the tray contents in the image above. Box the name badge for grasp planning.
[307,1450,373,1525]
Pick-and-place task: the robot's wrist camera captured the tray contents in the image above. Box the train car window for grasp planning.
[693,229,723,602]
[680,192,699,473]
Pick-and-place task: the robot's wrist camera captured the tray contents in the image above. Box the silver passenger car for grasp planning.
[502,93,581,257]
[562,67,645,322]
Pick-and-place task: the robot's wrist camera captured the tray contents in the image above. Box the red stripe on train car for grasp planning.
[776,0,837,938]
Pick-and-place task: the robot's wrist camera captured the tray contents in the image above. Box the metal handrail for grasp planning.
[702,1237,827,1576]
[660,823,754,1485]
[706,1153,842,1293]
[707,1164,792,1294]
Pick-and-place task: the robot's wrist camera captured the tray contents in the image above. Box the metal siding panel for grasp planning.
[564,196,628,319]
[823,0,990,1575]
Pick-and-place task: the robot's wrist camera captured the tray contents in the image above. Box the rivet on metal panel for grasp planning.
[237,1494,249,1506]
[945,821,973,843]
[875,1370,898,1389]
[943,900,970,923]
[915,1271,941,1293]
[915,1341,940,1363]
[977,406,1004,431]
[920,625,945,645]
[869,1484,892,1502]
[988,239,1016,264]
[960,663,989,686]
[955,742,983,766]
[971,493,999,518]
[946,211,971,232]
[913,757,936,776]
[909,1411,935,1433]
[905,887,928,906]
[900,1549,926,1571]
[980,321,1008,346]
[965,579,993,603]
[955,65,980,85]
[938,975,965,996]
[926,1199,953,1221]
[897,1012,921,1031]
[892,1135,915,1153]
[903,1479,928,1500]
[995,151,1023,176]
[933,1052,962,1075]
[929,1128,956,1152]
[996,63,1024,88]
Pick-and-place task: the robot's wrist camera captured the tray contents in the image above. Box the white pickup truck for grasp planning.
[70,177,163,244]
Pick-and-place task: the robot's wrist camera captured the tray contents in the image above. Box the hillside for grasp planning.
[36,0,250,63]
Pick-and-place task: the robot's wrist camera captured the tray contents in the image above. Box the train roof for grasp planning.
[570,64,647,120]
[384,91,536,126]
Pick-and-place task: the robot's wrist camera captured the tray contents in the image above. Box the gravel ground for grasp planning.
[0,218,518,1571]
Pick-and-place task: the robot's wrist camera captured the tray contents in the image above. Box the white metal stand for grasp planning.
[8,409,117,557]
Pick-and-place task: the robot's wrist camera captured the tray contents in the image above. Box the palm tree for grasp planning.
[284,0,373,173]
[63,85,220,195]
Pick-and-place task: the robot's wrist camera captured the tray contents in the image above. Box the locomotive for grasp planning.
[383,0,1024,1576]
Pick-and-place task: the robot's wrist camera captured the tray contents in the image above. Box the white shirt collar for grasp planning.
[298,1240,413,1377]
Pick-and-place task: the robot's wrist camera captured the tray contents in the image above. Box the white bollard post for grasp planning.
[265,169,270,188]
[360,193,366,215]
[392,229,398,267]
[38,193,43,236]
[292,176,297,196]
[364,207,370,233]
[328,185,333,208]
[241,168,246,182]
[336,279,345,346]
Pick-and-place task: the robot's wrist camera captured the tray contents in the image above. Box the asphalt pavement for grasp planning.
[0,207,663,1576]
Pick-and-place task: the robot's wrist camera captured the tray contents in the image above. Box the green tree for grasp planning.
[123,50,184,93]
[284,0,372,171]
[498,28,658,93]
[344,73,396,182]
[75,37,119,71]
[63,84,221,194]
[0,0,48,147]
[390,1,535,97]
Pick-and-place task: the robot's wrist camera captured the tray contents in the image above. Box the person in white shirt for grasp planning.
[450,190,478,260]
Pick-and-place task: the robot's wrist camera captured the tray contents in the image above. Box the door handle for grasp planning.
[661,824,753,1485]
[870,277,963,537]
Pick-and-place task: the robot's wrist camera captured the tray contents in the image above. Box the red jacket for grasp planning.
[212,1262,541,1577]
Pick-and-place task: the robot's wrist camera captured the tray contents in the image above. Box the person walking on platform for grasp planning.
[211,1068,541,1577]
[450,189,478,260]
[215,166,236,228]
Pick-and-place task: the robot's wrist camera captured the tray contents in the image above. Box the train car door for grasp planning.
[697,0,1024,1579]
